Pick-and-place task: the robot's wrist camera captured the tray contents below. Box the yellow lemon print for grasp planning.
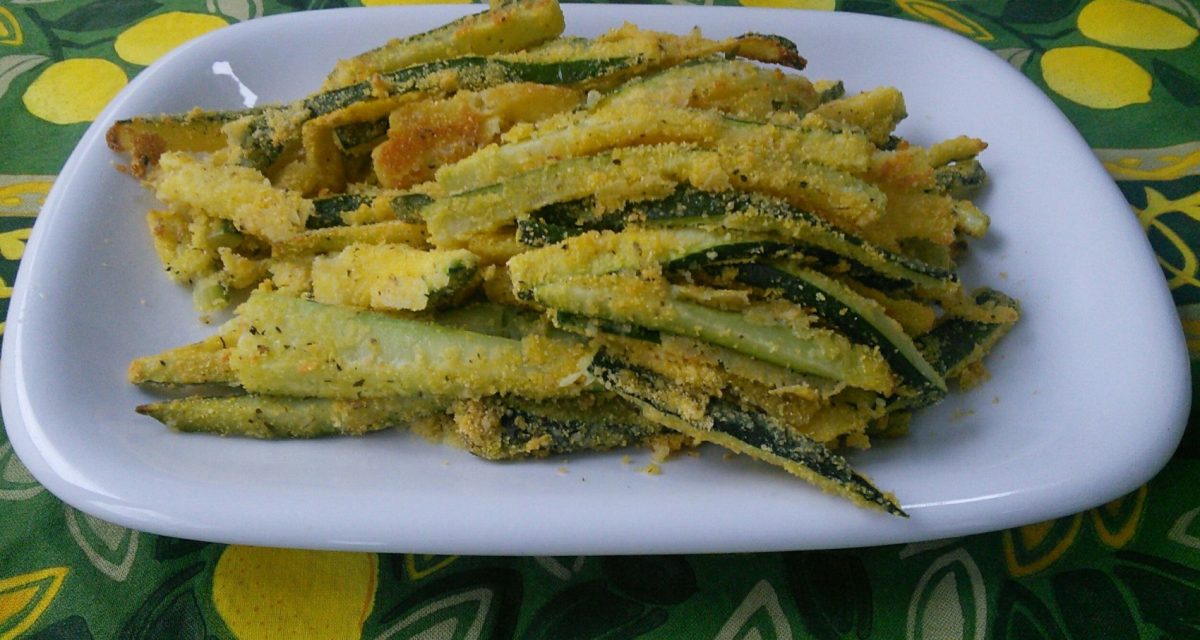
[0,7,23,46]
[737,0,835,9]
[1003,514,1084,577]
[1041,46,1151,109]
[1090,484,1146,548]
[897,0,994,41]
[0,180,52,214]
[22,59,127,125]
[405,554,459,580]
[0,228,32,261]
[1078,0,1198,50]
[1098,143,1200,181]
[362,0,471,5]
[0,567,68,640]
[213,546,377,640]
[115,12,229,66]
[1137,187,1200,291]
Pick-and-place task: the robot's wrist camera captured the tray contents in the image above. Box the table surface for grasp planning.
[2,0,1198,638]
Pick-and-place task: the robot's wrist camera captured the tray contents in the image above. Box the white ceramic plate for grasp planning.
[3,5,1189,554]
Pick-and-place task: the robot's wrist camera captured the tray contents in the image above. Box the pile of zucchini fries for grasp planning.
[113,0,1018,514]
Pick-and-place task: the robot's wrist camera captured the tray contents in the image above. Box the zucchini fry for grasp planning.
[434,105,875,194]
[917,289,1020,382]
[139,394,448,438]
[422,144,886,248]
[271,220,428,258]
[453,394,665,459]
[716,262,944,394]
[106,108,259,176]
[128,320,243,387]
[512,187,959,297]
[372,83,583,189]
[310,244,480,312]
[226,291,591,400]
[531,273,895,394]
[588,348,905,516]
[322,0,567,89]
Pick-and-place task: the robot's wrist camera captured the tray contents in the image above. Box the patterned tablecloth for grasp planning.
[1,0,1198,638]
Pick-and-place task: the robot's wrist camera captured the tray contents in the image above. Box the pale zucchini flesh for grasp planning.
[310,244,480,312]
[228,291,590,400]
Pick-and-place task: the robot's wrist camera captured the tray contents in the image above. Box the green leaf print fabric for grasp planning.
[1,0,1198,638]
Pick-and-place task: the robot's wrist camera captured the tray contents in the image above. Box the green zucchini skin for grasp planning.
[306,192,433,229]
[314,56,643,115]
[814,79,845,103]
[390,193,435,219]
[917,288,1020,379]
[888,288,1020,410]
[518,200,790,262]
[639,188,958,294]
[664,242,792,269]
[308,194,370,229]
[137,394,447,438]
[550,310,663,343]
[588,349,906,516]
[456,395,664,460]
[111,108,260,128]
[719,262,945,394]
[705,400,902,514]
[517,198,621,246]
[428,260,483,310]
[935,159,986,195]
[333,117,390,153]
